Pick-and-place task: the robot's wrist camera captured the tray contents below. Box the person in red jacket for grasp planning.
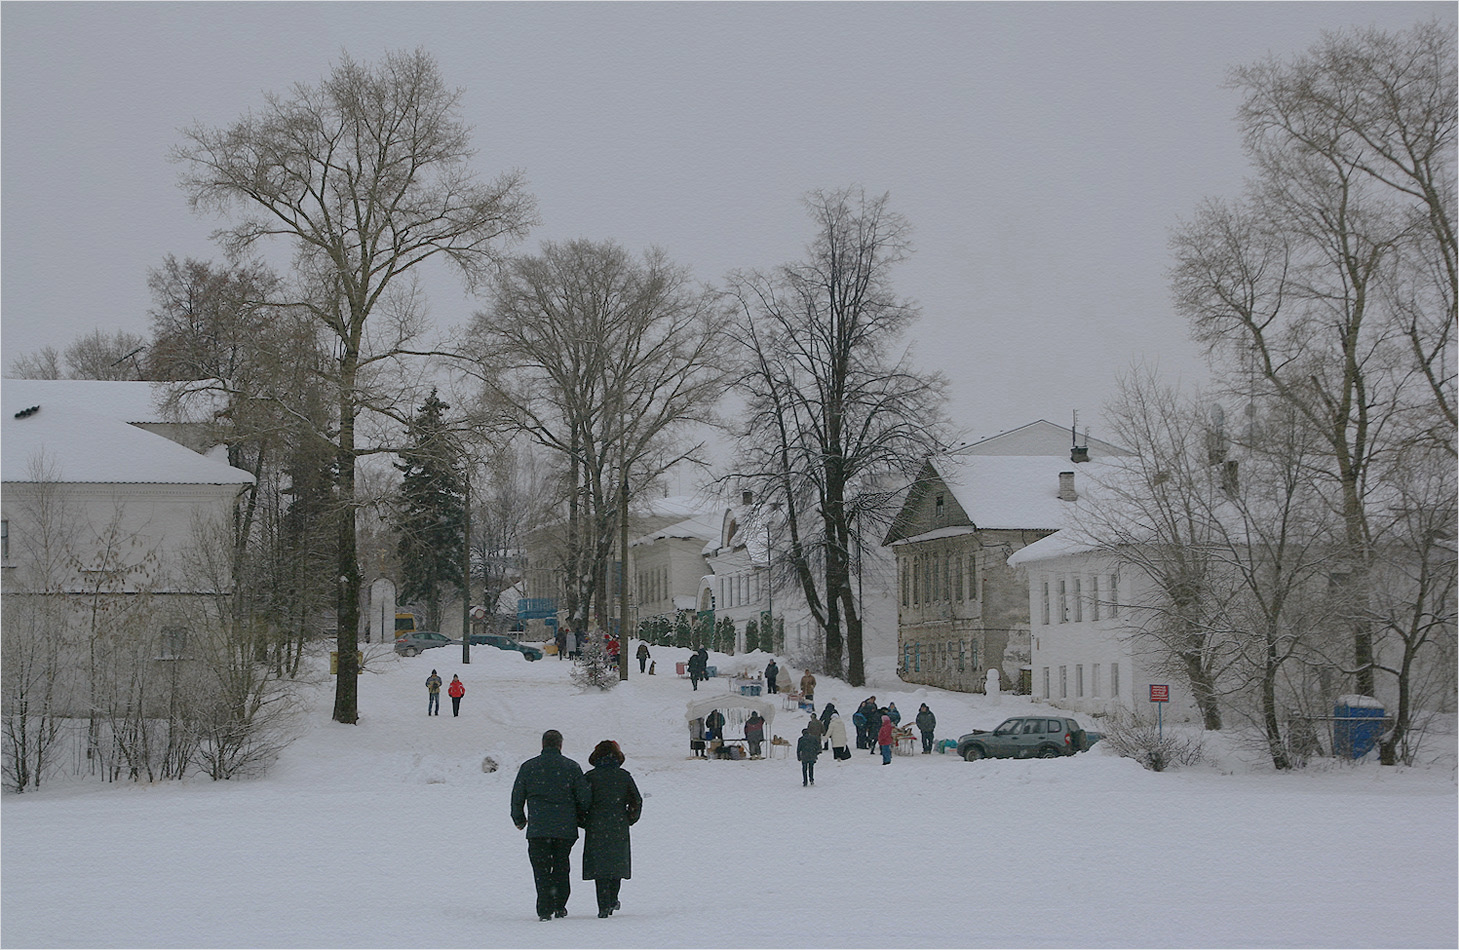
[877,714,895,765]
[448,674,466,717]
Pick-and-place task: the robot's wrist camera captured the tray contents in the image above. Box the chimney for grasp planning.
[1058,471,1077,502]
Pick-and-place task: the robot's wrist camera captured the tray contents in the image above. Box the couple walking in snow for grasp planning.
[424,671,467,716]
[511,730,643,921]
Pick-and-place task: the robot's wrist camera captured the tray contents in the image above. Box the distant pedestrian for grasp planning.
[688,648,708,690]
[555,629,567,660]
[818,702,838,749]
[511,730,592,921]
[426,669,443,716]
[606,635,620,664]
[799,671,816,705]
[636,642,651,674]
[915,703,937,754]
[765,659,779,694]
[745,711,766,758]
[888,702,902,726]
[582,740,642,918]
[877,714,895,765]
[447,674,465,716]
[797,727,821,786]
[826,713,850,760]
[704,708,726,743]
[806,714,824,744]
[856,697,879,750]
[688,717,707,758]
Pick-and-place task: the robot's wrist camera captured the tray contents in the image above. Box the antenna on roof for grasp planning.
[1070,410,1089,463]
[111,345,146,380]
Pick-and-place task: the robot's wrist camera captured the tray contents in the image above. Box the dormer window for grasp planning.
[935,494,945,521]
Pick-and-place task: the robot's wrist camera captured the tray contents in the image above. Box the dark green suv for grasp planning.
[956,716,1097,761]
[469,632,543,661]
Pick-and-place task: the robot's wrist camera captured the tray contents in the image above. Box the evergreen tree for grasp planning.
[570,633,620,691]
[393,391,466,630]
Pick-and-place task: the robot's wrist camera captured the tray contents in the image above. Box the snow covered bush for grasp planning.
[1099,707,1205,772]
[570,634,619,691]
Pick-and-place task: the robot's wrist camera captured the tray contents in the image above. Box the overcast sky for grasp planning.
[3,2,1451,446]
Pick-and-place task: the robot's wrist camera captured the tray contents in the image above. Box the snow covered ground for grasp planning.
[3,642,1455,949]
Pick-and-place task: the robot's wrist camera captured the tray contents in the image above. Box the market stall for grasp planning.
[684,692,777,760]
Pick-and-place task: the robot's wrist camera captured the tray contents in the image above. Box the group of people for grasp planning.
[511,730,643,921]
[424,670,466,717]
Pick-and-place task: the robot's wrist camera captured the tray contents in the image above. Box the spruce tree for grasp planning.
[393,391,466,630]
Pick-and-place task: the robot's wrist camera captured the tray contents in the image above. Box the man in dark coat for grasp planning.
[764,659,779,693]
[687,648,707,690]
[796,727,821,786]
[744,712,766,758]
[582,740,643,917]
[915,703,937,754]
[511,729,592,921]
[636,642,651,673]
[856,696,879,750]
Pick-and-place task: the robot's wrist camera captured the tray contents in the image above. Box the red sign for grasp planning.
[1149,684,1170,703]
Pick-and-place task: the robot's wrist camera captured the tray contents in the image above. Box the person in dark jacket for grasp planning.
[915,703,937,754]
[887,702,902,726]
[704,708,726,743]
[425,670,442,716]
[511,729,592,921]
[636,642,651,674]
[765,659,779,694]
[796,727,821,786]
[687,649,707,690]
[744,711,766,758]
[555,629,567,660]
[856,697,879,751]
[581,740,643,918]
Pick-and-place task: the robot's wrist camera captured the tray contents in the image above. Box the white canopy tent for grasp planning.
[684,691,777,748]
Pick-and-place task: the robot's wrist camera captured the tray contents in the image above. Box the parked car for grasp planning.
[956,716,1100,761]
[394,631,457,657]
[469,632,544,661]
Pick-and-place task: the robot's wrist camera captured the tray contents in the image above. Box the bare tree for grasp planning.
[6,329,150,380]
[466,239,730,640]
[1171,20,1456,699]
[727,187,946,686]
[174,48,536,723]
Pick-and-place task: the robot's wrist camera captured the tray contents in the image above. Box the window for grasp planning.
[158,626,187,660]
[1042,667,1050,699]
[969,639,979,669]
[946,641,954,671]
[1073,577,1083,622]
[955,555,964,601]
[958,640,966,673]
[1091,576,1100,622]
[1057,578,1068,623]
[1,518,8,562]
[1041,579,1050,625]
[901,560,909,607]
[1111,663,1120,697]
[1059,665,1068,698]
[942,555,951,604]
[912,556,920,604]
[1108,574,1119,617]
[1092,663,1102,697]
[1076,664,1084,697]
[935,493,945,521]
[969,554,978,600]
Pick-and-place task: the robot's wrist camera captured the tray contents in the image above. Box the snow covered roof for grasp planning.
[0,378,227,424]
[2,380,254,485]
[931,455,1116,531]
[1006,528,1098,566]
[631,511,722,548]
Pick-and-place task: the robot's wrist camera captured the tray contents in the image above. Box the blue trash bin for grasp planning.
[1333,695,1384,758]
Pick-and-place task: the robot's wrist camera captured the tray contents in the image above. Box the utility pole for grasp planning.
[618,463,630,681]
[461,450,471,664]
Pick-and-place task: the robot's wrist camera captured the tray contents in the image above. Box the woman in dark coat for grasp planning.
[581,740,643,918]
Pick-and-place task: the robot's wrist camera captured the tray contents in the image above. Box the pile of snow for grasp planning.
[2,642,1454,948]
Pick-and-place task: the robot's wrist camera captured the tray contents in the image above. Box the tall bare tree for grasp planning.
[1171,20,1456,700]
[6,329,150,380]
[727,187,946,686]
[466,239,729,642]
[174,49,536,723]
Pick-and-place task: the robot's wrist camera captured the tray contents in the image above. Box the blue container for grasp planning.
[740,684,762,697]
[1333,697,1385,759]
[705,666,717,678]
